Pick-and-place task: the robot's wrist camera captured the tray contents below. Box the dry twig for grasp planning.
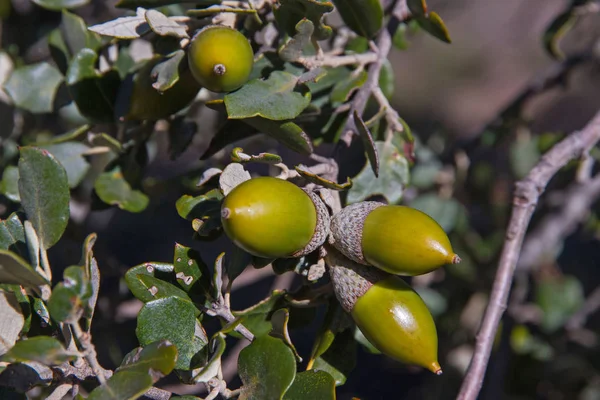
[457,110,600,400]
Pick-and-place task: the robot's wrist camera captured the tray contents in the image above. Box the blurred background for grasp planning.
[2,0,600,399]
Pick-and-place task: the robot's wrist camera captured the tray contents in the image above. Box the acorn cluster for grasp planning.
[220,176,461,375]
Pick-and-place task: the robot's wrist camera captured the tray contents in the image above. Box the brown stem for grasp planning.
[457,110,600,400]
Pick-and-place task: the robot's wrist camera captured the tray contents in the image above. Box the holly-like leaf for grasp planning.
[332,0,383,38]
[4,63,63,114]
[66,48,120,123]
[274,0,334,41]
[41,142,91,188]
[32,0,90,11]
[238,335,297,400]
[225,71,311,121]
[94,165,149,213]
[1,336,77,365]
[347,141,409,204]
[283,370,336,400]
[18,147,70,250]
[1,166,20,202]
[279,19,314,62]
[136,296,207,370]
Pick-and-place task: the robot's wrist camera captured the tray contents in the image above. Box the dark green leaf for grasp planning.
[173,243,211,295]
[42,142,91,188]
[4,63,63,113]
[48,266,92,323]
[48,28,70,75]
[225,243,252,283]
[116,0,194,8]
[1,336,77,365]
[332,0,383,38]
[279,19,314,62]
[242,118,313,155]
[18,147,70,249]
[310,329,356,386]
[0,214,26,258]
[66,48,120,123]
[1,166,20,202]
[379,59,395,99]
[416,12,451,44]
[273,0,334,41]
[95,165,149,213]
[136,274,196,306]
[347,141,409,204]
[176,189,223,220]
[330,70,367,105]
[392,23,411,50]
[353,111,379,177]
[61,10,102,56]
[536,275,584,333]
[232,290,286,338]
[32,0,90,11]
[407,0,427,16]
[87,371,153,400]
[0,250,48,288]
[125,262,176,302]
[191,333,226,383]
[238,335,296,400]
[118,340,177,377]
[543,10,576,60]
[136,297,207,370]
[283,370,336,400]
[225,71,311,121]
[34,125,91,146]
[151,49,185,92]
[270,308,302,362]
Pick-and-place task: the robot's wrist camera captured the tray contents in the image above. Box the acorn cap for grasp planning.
[328,201,384,265]
[292,190,330,258]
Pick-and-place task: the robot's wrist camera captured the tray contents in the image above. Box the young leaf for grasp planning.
[238,335,297,400]
[225,71,311,121]
[117,340,178,377]
[18,147,70,250]
[1,336,77,365]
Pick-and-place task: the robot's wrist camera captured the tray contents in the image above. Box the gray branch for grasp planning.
[457,110,600,400]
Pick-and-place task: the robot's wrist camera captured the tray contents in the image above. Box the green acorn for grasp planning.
[328,202,460,276]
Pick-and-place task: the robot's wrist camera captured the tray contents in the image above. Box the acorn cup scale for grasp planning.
[329,202,460,276]
[220,177,329,259]
[326,248,442,374]
[188,25,254,93]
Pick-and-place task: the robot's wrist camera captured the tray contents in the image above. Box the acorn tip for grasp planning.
[430,361,443,375]
[451,254,461,264]
[221,207,231,219]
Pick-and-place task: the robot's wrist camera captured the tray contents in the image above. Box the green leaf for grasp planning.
[125,262,176,302]
[310,329,356,386]
[347,141,409,204]
[66,48,120,123]
[224,243,252,284]
[270,308,302,362]
[536,275,584,334]
[279,19,314,62]
[353,111,379,177]
[34,125,91,146]
[283,370,336,400]
[136,297,207,370]
[0,213,27,259]
[409,194,461,233]
[32,0,90,11]
[331,0,382,38]
[416,12,452,44]
[543,10,576,60]
[60,10,102,55]
[392,23,412,50]
[1,336,77,365]
[407,0,427,16]
[4,63,63,113]
[273,0,334,41]
[0,250,47,288]
[190,333,225,383]
[232,290,287,337]
[41,142,91,188]
[116,0,194,9]
[94,165,149,213]
[87,371,153,400]
[330,69,367,105]
[48,266,92,322]
[294,166,352,190]
[18,146,70,250]
[118,340,177,377]
[225,71,311,121]
[145,9,189,38]
[231,148,283,164]
[1,166,20,202]
[175,189,223,237]
[88,10,149,39]
[173,243,211,295]
[136,274,196,306]
[243,118,314,155]
[238,335,297,400]
[150,49,185,92]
